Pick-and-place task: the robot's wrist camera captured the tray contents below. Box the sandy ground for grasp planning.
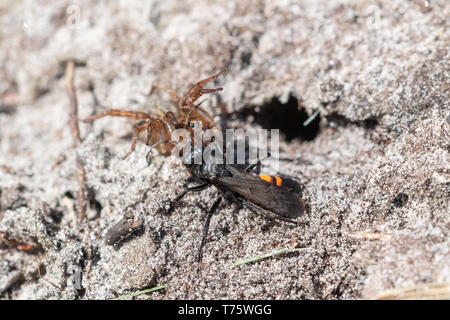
[0,0,449,299]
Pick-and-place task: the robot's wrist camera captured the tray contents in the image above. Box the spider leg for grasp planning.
[199,88,223,94]
[122,120,151,160]
[145,121,153,145]
[186,69,224,95]
[149,82,180,106]
[145,119,176,156]
[180,69,224,109]
[80,109,153,122]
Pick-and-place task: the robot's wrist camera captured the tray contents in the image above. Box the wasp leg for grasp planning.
[197,195,222,262]
[174,183,209,202]
[182,175,205,186]
[166,183,210,214]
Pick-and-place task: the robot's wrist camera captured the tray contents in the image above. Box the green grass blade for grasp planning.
[112,284,167,300]
[230,247,310,268]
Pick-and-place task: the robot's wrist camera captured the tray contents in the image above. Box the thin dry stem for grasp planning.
[65,61,87,223]
[37,263,64,292]
[374,282,450,300]
[347,232,392,240]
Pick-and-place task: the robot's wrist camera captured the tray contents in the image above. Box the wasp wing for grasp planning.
[217,166,305,219]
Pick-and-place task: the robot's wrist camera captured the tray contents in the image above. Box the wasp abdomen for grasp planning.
[258,175,283,187]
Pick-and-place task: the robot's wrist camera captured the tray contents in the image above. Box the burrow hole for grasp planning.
[238,95,320,141]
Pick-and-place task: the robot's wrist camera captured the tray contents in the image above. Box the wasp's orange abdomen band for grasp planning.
[259,175,283,186]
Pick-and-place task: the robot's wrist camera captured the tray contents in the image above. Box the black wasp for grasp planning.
[170,143,306,262]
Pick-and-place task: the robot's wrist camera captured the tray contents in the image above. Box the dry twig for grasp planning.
[347,232,392,241]
[65,61,87,223]
[37,263,64,292]
[374,282,450,300]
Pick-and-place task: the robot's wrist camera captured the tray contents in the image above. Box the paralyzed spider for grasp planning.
[79,69,224,160]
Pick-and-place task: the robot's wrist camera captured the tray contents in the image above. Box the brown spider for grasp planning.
[79,70,224,160]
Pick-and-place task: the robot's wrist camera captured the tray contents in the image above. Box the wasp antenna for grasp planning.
[185,98,208,130]
[145,139,178,166]
[244,151,272,172]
